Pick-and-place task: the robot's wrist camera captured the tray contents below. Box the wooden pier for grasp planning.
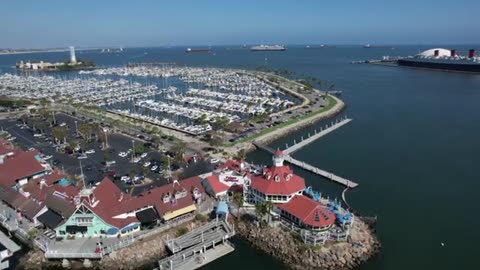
[283,117,352,155]
[252,141,358,188]
[158,220,235,270]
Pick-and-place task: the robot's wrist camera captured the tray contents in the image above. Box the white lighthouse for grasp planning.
[69,46,77,63]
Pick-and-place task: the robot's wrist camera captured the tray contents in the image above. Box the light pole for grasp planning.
[79,159,86,188]
[131,140,135,163]
[103,128,109,149]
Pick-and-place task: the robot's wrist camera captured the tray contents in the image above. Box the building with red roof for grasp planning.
[245,150,305,204]
[0,149,48,188]
[54,176,205,239]
[276,195,336,231]
[202,167,248,198]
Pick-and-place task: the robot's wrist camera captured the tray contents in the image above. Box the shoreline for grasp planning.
[225,94,345,156]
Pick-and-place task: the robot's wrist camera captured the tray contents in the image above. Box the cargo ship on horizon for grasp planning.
[397,48,480,72]
[250,45,286,51]
[185,48,211,53]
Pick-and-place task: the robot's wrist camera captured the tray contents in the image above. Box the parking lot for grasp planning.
[0,113,215,195]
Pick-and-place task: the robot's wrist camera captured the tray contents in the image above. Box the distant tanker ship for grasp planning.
[185,48,211,53]
[397,48,480,72]
[250,45,286,51]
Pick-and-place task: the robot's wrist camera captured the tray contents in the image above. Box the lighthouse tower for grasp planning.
[69,46,77,63]
[272,149,285,167]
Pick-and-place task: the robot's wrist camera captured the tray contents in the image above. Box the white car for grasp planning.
[120,176,130,182]
[59,122,66,127]
[118,152,127,158]
[150,165,158,171]
[43,155,53,160]
[85,149,95,154]
[106,160,116,166]
[33,133,43,137]
[77,154,88,160]
[140,152,148,158]
[143,162,151,168]
[210,158,219,164]
[7,137,16,141]
[133,157,141,163]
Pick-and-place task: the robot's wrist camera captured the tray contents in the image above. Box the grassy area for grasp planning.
[227,95,337,146]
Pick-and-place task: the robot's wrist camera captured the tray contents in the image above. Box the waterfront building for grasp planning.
[0,142,49,188]
[244,149,305,204]
[202,161,248,198]
[242,149,353,245]
[55,176,205,239]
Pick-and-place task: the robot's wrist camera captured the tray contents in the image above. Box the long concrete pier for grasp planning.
[283,117,352,155]
[159,220,235,270]
[252,141,358,188]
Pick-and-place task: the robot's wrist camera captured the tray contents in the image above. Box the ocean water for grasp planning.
[1,45,480,270]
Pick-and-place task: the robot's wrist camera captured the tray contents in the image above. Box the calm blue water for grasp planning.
[1,45,480,270]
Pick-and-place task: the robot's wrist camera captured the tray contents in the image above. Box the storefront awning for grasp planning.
[136,208,159,224]
[37,209,63,229]
[66,225,88,234]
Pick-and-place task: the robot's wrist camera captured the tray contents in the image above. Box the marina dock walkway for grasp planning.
[158,219,235,270]
[252,116,358,188]
[283,117,352,155]
[0,231,21,253]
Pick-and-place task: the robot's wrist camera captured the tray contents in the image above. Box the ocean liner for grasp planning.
[397,48,480,72]
[250,45,286,51]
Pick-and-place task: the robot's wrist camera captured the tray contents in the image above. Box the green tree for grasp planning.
[264,200,274,224]
[209,135,223,147]
[79,139,88,151]
[133,144,145,156]
[78,123,93,139]
[233,192,244,217]
[255,202,267,222]
[235,149,247,161]
[52,126,69,144]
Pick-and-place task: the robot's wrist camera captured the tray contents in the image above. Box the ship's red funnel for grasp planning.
[450,50,456,57]
[468,49,476,58]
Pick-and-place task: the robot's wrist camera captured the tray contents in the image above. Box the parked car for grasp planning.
[143,162,151,168]
[140,152,148,159]
[85,149,95,154]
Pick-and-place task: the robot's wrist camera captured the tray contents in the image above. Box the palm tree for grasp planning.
[264,200,274,224]
[233,193,244,217]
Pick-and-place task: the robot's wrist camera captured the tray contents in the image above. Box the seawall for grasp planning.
[236,216,380,270]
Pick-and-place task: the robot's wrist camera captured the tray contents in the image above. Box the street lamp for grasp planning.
[131,140,135,163]
[103,127,109,149]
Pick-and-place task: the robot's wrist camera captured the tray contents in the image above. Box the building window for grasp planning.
[76,217,93,226]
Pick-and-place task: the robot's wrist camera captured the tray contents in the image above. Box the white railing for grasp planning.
[45,252,102,259]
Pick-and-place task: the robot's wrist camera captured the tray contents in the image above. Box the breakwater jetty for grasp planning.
[236,215,380,270]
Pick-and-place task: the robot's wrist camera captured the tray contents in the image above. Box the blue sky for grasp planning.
[1,0,478,48]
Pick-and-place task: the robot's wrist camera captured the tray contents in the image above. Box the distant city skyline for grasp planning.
[1,0,479,49]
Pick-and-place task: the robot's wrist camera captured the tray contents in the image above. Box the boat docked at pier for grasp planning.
[397,48,480,72]
[250,45,286,51]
